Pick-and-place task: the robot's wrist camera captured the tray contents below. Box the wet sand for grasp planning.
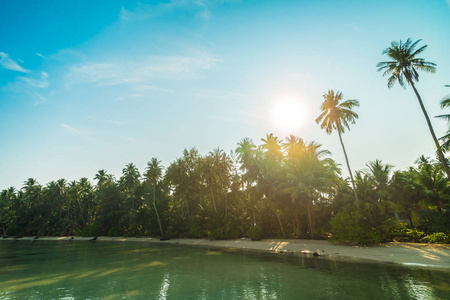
[5,236,450,269]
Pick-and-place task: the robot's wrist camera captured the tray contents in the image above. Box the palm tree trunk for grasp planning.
[153,183,164,237]
[186,201,191,224]
[275,208,286,238]
[306,202,314,239]
[225,192,228,218]
[210,189,217,213]
[268,186,285,238]
[337,129,360,208]
[410,81,450,179]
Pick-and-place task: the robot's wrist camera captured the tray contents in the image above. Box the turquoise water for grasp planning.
[0,241,449,299]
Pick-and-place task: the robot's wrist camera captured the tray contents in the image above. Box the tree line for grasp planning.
[1,139,448,244]
[1,39,449,244]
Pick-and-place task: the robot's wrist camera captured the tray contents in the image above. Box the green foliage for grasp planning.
[2,136,449,243]
[406,228,425,242]
[208,225,240,240]
[330,211,382,246]
[389,222,425,242]
[247,224,262,241]
[79,224,100,237]
[390,222,409,237]
[205,214,241,240]
[418,208,450,234]
[187,223,205,238]
[426,232,450,244]
[107,226,124,237]
[5,223,22,236]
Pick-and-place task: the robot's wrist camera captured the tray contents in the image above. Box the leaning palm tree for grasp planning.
[436,86,450,152]
[316,90,360,207]
[377,38,450,179]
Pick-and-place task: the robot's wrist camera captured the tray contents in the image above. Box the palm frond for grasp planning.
[378,38,435,88]
[435,114,450,121]
[408,43,426,58]
[440,97,450,109]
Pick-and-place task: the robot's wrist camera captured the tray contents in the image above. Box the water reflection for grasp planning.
[404,275,435,299]
[158,273,170,300]
[0,241,448,299]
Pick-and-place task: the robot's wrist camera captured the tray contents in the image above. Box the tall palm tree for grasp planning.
[281,141,339,239]
[283,135,306,159]
[377,38,450,179]
[261,133,283,161]
[145,158,164,237]
[0,187,17,235]
[316,90,360,207]
[165,148,202,224]
[259,134,286,237]
[120,163,141,211]
[236,138,257,182]
[436,86,450,152]
[202,148,232,215]
[236,138,258,226]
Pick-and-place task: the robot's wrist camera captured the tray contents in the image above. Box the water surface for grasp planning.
[0,240,449,299]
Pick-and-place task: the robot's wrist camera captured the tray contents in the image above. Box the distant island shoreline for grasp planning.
[3,236,449,270]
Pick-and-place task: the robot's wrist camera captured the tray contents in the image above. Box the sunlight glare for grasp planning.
[271,98,307,131]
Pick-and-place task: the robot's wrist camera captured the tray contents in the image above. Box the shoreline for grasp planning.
[3,236,450,270]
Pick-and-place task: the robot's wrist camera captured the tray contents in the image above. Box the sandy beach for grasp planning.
[4,236,450,269]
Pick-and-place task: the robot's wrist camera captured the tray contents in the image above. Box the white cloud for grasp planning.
[0,52,30,73]
[41,72,48,79]
[68,54,222,86]
[60,124,91,136]
[18,76,49,88]
[115,93,143,102]
[33,94,48,106]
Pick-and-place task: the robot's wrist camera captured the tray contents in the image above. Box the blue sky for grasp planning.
[1,0,450,190]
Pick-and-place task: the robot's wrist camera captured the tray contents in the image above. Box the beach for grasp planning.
[4,236,450,269]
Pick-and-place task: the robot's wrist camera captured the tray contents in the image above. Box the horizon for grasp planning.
[1,0,450,190]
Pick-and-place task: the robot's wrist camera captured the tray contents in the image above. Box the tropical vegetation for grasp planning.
[1,135,448,245]
[1,38,449,245]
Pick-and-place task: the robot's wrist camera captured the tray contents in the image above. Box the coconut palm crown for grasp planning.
[316,90,360,134]
[377,38,450,179]
[316,90,360,207]
[376,38,436,88]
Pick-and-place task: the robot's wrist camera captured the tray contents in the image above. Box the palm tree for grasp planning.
[410,156,450,210]
[316,90,360,207]
[120,163,141,211]
[377,38,450,179]
[144,158,164,237]
[0,187,17,235]
[436,86,450,151]
[235,138,257,185]
[283,135,306,159]
[281,141,339,239]
[261,133,283,161]
[260,134,286,238]
[165,148,202,224]
[202,148,232,215]
[236,138,258,226]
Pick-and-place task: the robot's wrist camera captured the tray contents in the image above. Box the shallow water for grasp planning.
[0,240,449,299]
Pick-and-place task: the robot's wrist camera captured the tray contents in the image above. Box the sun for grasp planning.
[271,98,307,132]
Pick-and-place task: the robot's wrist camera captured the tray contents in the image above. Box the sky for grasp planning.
[1,0,450,190]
